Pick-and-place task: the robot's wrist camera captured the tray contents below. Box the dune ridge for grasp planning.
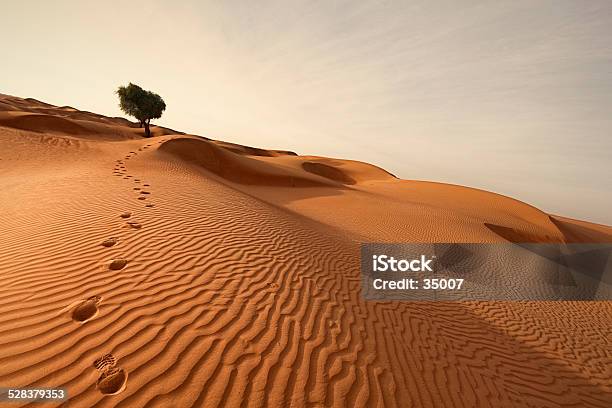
[0,94,610,407]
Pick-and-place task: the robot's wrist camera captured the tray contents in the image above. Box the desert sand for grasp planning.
[0,94,610,407]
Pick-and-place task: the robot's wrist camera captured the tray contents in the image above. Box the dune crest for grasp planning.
[158,136,396,189]
[0,94,182,139]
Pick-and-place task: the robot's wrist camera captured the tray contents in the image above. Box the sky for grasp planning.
[1,0,611,224]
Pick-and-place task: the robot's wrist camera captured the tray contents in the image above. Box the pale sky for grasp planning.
[1,0,611,224]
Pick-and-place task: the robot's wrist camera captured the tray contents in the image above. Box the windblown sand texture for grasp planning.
[0,94,610,407]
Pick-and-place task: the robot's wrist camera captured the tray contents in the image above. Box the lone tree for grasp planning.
[116,83,166,137]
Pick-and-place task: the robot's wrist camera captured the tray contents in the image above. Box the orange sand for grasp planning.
[0,94,610,407]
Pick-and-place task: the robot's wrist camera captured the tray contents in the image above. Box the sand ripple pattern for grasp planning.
[0,136,609,408]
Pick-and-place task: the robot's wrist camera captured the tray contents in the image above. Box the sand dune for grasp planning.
[158,136,394,189]
[0,94,610,407]
[0,94,182,139]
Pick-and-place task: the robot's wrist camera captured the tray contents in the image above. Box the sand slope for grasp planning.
[0,95,610,407]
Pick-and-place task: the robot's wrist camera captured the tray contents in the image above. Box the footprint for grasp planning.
[127,221,142,229]
[145,204,155,208]
[94,353,117,371]
[109,259,128,270]
[72,296,101,322]
[101,237,118,247]
[140,191,150,195]
[133,187,140,191]
[327,321,340,330]
[97,368,128,395]
[94,354,128,395]
[143,184,150,187]
[137,197,146,200]
[120,212,131,219]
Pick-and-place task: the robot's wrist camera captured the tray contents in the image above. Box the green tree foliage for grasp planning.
[116,83,166,137]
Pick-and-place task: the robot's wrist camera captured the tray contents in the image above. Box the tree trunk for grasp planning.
[144,120,151,137]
